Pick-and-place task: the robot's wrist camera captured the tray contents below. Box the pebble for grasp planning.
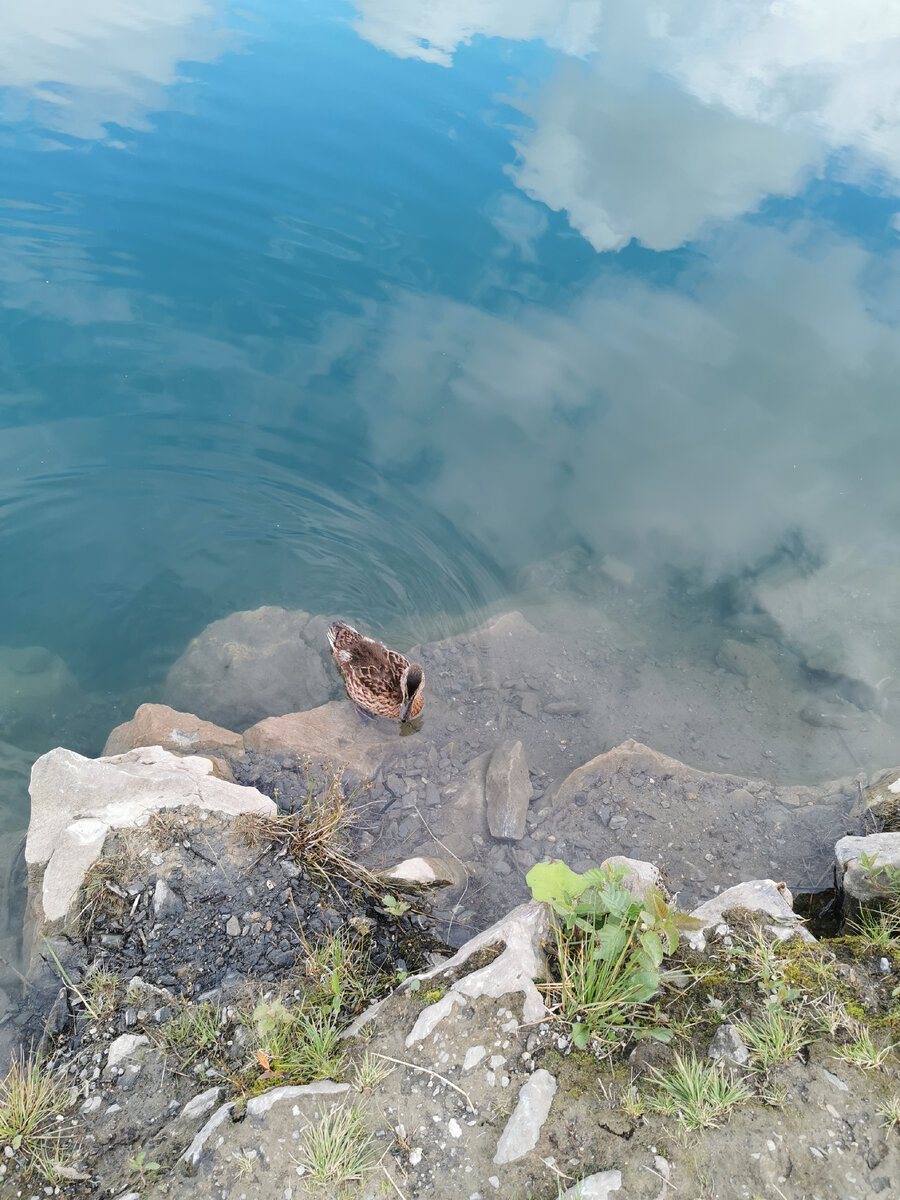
[226,916,241,937]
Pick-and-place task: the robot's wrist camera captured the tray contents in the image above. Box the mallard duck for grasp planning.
[327,621,425,722]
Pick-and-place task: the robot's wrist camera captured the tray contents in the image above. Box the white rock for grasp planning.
[690,880,814,943]
[493,1069,557,1164]
[245,1081,350,1118]
[835,833,900,903]
[406,902,551,1047]
[26,746,274,930]
[462,1046,487,1072]
[180,1102,235,1173]
[106,1034,149,1073]
[179,1086,223,1124]
[561,1170,623,1199]
[600,856,663,901]
[381,857,462,888]
[448,1118,462,1138]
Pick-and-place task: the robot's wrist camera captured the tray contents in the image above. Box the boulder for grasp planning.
[102,703,244,758]
[688,879,814,948]
[0,645,83,749]
[485,741,532,841]
[754,550,900,700]
[835,833,900,903]
[25,746,274,942]
[242,701,395,779]
[164,607,334,730]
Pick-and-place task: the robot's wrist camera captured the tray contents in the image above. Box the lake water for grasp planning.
[3,1,900,830]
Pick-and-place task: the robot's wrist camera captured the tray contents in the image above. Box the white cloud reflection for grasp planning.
[0,0,236,143]
[352,0,900,250]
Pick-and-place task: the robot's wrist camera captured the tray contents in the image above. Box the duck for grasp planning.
[327,621,425,722]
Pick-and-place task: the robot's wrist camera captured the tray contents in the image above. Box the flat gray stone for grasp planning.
[225,916,241,937]
[180,1102,235,1173]
[485,740,532,841]
[708,1024,750,1066]
[106,1034,149,1076]
[835,833,900,902]
[493,1068,557,1164]
[153,879,184,918]
[561,1170,623,1199]
[246,1081,350,1118]
[176,1086,222,1126]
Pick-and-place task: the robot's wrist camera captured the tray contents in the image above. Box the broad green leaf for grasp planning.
[526,860,590,909]
[593,923,628,962]
[639,929,664,968]
[571,1023,591,1049]
[251,996,293,1040]
[632,1026,673,1043]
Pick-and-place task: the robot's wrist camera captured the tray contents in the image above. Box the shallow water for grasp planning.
[2,2,900,826]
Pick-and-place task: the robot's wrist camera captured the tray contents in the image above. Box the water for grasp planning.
[2,1,900,826]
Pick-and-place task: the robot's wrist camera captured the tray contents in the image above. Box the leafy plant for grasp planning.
[646,1052,752,1129]
[249,998,346,1083]
[859,851,900,902]
[128,1149,162,1181]
[526,859,680,1048]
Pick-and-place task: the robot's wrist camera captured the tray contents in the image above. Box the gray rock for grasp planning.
[225,916,241,937]
[689,880,814,947]
[25,746,274,943]
[406,901,551,1047]
[823,1069,849,1092]
[180,1086,223,1124]
[105,1034,149,1078]
[180,1102,235,1173]
[707,1024,750,1066]
[485,741,532,841]
[153,879,184,918]
[245,1081,349,1118]
[164,606,334,730]
[835,833,900,902]
[493,1068,557,1164]
[561,1170,623,1199]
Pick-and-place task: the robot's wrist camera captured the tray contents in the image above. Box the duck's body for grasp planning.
[327,621,425,722]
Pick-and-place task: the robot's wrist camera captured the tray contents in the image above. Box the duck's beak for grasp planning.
[398,697,412,723]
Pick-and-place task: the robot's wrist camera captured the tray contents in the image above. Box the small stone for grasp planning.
[560,1169,623,1199]
[707,1025,750,1066]
[226,916,241,937]
[879,957,891,975]
[448,1118,462,1138]
[463,1046,487,1072]
[493,1069,557,1164]
[153,878,184,918]
[105,1034,149,1076]
[409,1148,423,1166]
[823,1069,849,1092]
[608,815,628,830]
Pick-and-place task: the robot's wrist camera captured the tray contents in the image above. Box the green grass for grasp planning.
[0,1055,71,1183]
[294,1104,378,1187]
[734,1005,807,1070]
[352,1051,393,1092]
[248,997,346,1085]
[159,1001,224,1068]
[833,1028,895,1071]
[878,1094,900,1131]
[646,1052,752,1130]
[82,969,121,1021]
[848,905,900,953]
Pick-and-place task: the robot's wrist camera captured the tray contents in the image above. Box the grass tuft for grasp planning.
[0,1055,71,1182]
[294,1104,378,1187]
[646,1052,752,1129]
[734,1005,807,1071]
[878,1094,900,1131]
[833,1027,895,1071]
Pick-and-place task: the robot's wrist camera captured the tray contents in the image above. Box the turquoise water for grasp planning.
[2,2,900,798]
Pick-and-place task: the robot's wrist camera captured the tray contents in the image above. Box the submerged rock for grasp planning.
[164,606,334,730]
[485,740,532,841]
[242,700,395,779]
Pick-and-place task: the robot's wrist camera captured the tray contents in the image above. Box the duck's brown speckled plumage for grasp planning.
[327,621,425,721]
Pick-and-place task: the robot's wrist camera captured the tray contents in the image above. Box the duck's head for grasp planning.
[399,663,425,722]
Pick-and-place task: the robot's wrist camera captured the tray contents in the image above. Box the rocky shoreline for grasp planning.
[0,604,899,1198]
